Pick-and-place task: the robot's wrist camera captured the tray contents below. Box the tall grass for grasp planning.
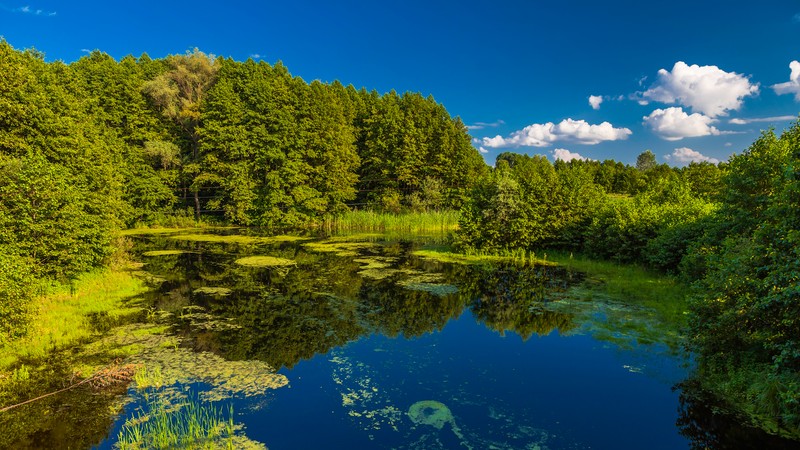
[0,267,148,369]
[321,210,460,234]
[117,394,235,450]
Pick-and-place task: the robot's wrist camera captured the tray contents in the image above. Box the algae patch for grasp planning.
[407,400,470,449]
[170,234,308,245]
[235,256,297,267]
[193,287,233,296]
[143,250,192,256]
[303,240,379,257]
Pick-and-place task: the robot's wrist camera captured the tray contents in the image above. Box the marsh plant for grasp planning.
[116,393,236,450]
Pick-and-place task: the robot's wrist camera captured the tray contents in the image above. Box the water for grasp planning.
[5,229,794,449]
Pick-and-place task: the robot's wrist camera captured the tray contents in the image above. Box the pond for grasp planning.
[2,229,794,449]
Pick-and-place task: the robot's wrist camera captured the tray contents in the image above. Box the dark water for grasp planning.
[3,229,795,449]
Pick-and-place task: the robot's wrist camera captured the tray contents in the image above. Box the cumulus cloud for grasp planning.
[728,115,796,125]
[478,146,489,154]
[552,148,589,162]
[665,147,720,165]
[481,118,631,148]
[641,61,759,117]
[466,119,505,131]
[643,107,720,141]
[588,95,603,110]
[772,60,800,101]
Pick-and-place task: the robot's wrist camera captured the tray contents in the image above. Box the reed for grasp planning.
[321,210,460,234]
[117,394,236,450]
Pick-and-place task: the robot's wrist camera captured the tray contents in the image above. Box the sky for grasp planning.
[2,0,799,166]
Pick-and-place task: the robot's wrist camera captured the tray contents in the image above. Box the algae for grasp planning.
[234,256,297,268]
[170,234,307,245]
[303,240,378,257]
[407,400,470,449]
[398,273,458,296]
[193,287,233,296]
[142,250,192,256]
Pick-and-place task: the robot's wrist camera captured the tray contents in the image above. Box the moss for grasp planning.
[234,256,296,267]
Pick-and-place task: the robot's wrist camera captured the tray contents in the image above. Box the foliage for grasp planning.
[687,123,800,436]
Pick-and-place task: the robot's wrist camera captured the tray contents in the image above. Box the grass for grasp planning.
[117,394,236,450]
[321,210,460,234]
[0,266,148,369]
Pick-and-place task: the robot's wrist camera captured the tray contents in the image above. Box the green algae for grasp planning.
[193,287,233,296]
[169,233,307,245]
[303,240,378,257]
[234,256,297,267]
[143,250,191,256]
[397,273,458,296]
[407,400,471,449]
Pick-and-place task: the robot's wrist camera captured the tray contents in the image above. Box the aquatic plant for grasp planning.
[170,234,308,245]
[116,394,240,450]
[143,250,192,256]
[407,400,470,448]
[193,287,233,296]
[321,210,460,234]
[234,256,296,267]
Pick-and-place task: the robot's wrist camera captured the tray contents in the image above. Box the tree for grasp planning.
[636,149,657,172]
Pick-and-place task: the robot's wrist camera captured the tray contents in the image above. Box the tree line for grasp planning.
[455,127,800,438]
[0,41,485,340]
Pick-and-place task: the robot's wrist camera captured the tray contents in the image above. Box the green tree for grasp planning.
[636,149,657,172]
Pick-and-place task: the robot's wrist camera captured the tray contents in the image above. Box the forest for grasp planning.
[0,39,798,440]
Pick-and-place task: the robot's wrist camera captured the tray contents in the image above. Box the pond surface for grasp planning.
[2,229,788,449]
[85,229,697,450]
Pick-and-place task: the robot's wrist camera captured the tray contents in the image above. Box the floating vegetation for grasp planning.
[192,287,233,297]
[170,234,308,245]
[234,256,297,268]
[408,400,457,431]
[142,250,191,257]
[330,352,404,432]
[397,273,458,297]
[303,240,378,257]
[121,227,207,236]
[353,256,403,280]
[83,324,288,402]
[413,247,553,267]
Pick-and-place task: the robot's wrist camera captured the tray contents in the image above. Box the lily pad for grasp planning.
[143,250,191,256]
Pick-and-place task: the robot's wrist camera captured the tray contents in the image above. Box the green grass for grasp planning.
[117,394,236,450]
[322,210,460,234]
[0,266,149,369]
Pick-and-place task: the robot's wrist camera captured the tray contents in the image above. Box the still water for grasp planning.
[89,229,699,449]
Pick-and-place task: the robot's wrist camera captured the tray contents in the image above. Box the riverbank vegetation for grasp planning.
[0,36,798,440]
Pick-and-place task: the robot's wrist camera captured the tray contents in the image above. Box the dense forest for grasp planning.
[0,39,798,439]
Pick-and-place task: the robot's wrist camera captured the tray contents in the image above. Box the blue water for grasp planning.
[239,314,689,449]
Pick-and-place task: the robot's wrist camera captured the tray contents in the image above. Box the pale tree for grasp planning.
[143,49,218,218]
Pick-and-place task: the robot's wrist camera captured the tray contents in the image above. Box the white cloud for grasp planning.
[642,61,759,117]
[772,60,800,101]
[588,95,603,110]
[478,146,489,154]
[250,53,262,59]
[665,147,720,165]
[15,4,56,16]
[466,119,505,130]
[725,142,732,147]
[643,107,720,141]
[728,115,796,125]
[481,118,631,148]
[552,148,589,162]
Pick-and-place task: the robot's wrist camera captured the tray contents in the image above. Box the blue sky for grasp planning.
[2,0,799,166]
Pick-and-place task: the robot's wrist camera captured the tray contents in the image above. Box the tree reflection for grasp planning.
[676,379,800,449]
